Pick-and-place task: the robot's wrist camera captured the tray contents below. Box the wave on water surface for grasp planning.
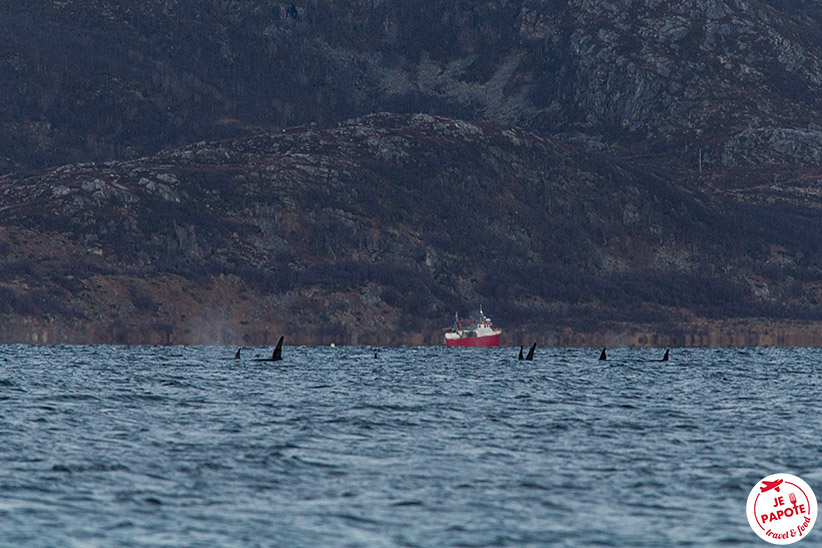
[0,345,819,547]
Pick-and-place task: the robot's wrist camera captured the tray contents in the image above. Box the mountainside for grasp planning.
[3,1,822,173]
[4,2,822,345]
[3,113,822,345]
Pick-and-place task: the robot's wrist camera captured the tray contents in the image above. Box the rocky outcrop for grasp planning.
[2,113,822,345]
[3,2,822,173]
[4,3,822,344]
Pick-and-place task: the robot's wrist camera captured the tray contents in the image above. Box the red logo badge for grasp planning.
[747,474,817,544]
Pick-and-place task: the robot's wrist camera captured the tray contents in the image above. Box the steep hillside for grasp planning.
[3,114,822,345]
[4,2,822,345]
[3,1,822,174]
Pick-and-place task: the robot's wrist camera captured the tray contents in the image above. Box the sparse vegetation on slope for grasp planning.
[4,2,822,344]
[3,114,822,344]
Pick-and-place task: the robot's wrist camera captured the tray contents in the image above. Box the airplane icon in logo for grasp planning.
[760,479,784,493]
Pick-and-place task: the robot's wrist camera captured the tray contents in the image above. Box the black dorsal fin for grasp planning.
[599,347,607,361]
[661,349,669,361]
[271,336,284,361]
[234,348,241,360]
[518,346,524,360]
[525,342,536,361]
[271,335,284,362]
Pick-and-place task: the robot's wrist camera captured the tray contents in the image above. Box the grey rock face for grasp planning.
[3,2,822,172]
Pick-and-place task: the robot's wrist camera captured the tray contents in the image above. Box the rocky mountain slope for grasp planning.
[4,1,822,173]
[3,113,822,345]
[3,1,822,345]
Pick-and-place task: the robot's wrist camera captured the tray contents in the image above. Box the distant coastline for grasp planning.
[5,5,822,356]
[4,316,822,348]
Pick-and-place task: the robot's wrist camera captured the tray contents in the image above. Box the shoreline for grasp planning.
[3,316,822,348]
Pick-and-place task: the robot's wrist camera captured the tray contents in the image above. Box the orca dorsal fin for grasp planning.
[661,349,669,361]
[234,348,241,360]
[271,336,284,361]
[525,342,536,361]
[599,347,607,361]
[518,346,524,360]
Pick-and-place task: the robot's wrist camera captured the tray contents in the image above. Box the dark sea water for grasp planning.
[1,345,820,547]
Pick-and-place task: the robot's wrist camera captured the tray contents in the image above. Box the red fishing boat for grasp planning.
[444,309,501,347]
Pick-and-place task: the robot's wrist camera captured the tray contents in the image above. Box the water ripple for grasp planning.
[0,345,816,546]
